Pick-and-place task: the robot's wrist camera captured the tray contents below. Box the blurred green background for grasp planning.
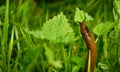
[0,0,120,72]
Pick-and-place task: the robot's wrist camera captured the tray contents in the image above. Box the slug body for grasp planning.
[80,21,97,72]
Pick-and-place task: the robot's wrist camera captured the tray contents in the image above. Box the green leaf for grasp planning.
[72,66,79,72]
[74,7,93,23]
[113,0,120,16]
[44,44,54,62]
[28,30,44,39]
[44,43,62,68]
[21,46,43,72]
[93,22,117,36]
[85,13,94,21]
[42,13,75,43]
[74,7,85,22]
[98,62,110,70]
[51,60,62,68]
[108,30,115,38]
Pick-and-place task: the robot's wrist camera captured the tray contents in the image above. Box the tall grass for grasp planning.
[2,0,9,72]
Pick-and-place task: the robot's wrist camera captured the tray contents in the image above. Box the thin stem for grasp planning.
[61,45,67,72]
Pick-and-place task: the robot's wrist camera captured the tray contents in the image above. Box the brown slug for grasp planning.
[80,21,97,72]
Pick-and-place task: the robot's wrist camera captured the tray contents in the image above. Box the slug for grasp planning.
[80,21,97,72]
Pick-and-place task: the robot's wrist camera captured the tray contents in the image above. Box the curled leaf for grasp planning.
[74,7,93,23]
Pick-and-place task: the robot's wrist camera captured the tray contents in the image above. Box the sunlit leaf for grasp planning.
[28,30,44,39]
[72,66,79,72]
[51,60,62,68]
[113,0,120,16]
[93,22,117,36]
[42,13,75,43]
[74,7,85,22]
[44,44,54,62]
[74,7,93,23]
[44,43,62,68]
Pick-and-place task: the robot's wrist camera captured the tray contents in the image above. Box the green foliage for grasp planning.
[98,62,110,71]
[8,27,14,72]
[29,30,44,39]
[113,0,120,19]
[44,43,62,68]
[28,11,76,72]
[74,7,94,30]
[74,7,93,23]
[30,13,75,43]
[1,0,9,71]
[42,13,75,43]
[0,0,119,72]
[21,46,43,72]
[93,22,117,36]
[0,5,5,16]
[70,56,80,65]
